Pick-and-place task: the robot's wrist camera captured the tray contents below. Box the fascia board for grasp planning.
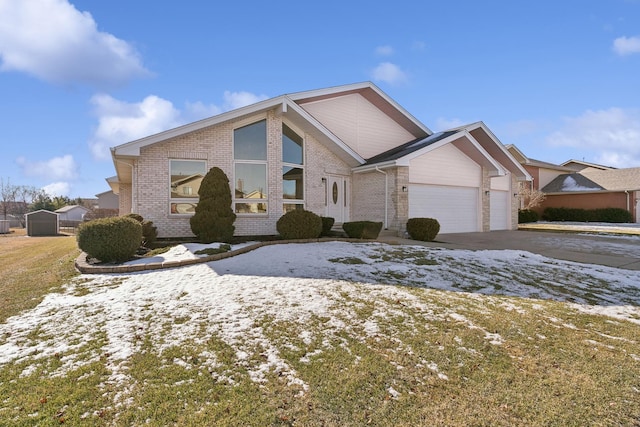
[465,122,533,181]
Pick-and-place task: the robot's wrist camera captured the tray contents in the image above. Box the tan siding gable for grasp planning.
[409,144,481,187]
[490,173,511,191]
[299,93,415,159]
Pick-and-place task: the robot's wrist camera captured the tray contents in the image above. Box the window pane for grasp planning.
[282,124,303,164]
[283,203,304,214]
[171,202,197,214]
[234,120,267,160]
[283,166,303,200]
[235,163,266,199]
[235,202,267,214]
[170,160,206,199]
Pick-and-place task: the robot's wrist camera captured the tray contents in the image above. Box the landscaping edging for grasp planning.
[75,237,362,274]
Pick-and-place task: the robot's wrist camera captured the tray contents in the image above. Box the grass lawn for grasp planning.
[1,235,639,426]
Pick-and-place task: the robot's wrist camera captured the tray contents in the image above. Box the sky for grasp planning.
[1,0,639,199]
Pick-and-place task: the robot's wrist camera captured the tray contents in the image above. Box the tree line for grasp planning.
[0,178,90,225]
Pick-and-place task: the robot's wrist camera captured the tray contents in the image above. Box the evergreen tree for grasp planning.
[190,167,236,243]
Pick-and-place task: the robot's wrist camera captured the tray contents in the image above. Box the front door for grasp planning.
[326,175,348,224]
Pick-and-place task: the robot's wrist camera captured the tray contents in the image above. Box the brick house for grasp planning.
[109,82,531,238]
[507,145,640,222]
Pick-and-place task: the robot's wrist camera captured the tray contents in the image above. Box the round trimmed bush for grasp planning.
[277,209,322,239]
[321,216,335,236]
[342,221,383,239]
[77,216,142,263]
[406,218,440,241]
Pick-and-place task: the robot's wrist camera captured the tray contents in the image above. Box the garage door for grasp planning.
[490,190,509,230]
[409,185,479,234]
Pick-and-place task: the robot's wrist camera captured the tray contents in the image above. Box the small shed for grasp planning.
[25,210,59,236]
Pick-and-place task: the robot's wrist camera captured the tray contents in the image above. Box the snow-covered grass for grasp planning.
[1,241,640,425]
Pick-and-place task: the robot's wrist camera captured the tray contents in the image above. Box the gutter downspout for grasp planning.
[625,190,630,212]
[375,166,389,229]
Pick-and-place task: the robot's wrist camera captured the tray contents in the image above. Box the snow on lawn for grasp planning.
[1,241,640,407]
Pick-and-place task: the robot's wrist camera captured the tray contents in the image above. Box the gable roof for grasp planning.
[581,167,640,191]
[541,173,605,193]
[355,123,532,181]
[110,82,437,186]
[505,144,574,172]
[362,131,459,165]
[561,159,615,171]
[55,205,91,214]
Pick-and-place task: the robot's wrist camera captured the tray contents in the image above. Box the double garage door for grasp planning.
[409,185,511,233]
[409,185,479,234]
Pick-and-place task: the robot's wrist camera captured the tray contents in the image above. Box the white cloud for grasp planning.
[612,35,640,55]
[89,94,182,160]
[375,45,394,56]
[89,90,269,160]
[16,154,78,180]
[546,107,640,167]
[0,0,148,86]
[371,62,407,85]
[42,181,71,197]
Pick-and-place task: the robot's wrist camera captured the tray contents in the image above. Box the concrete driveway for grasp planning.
[379,230,640,270]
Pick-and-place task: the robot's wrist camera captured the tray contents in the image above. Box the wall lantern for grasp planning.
[402,186,408,192]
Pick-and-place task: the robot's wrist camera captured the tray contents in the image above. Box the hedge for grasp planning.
[518,209,539,224]
[342,221,383,239]
[406,218,440,241]
[542,207,632,223]
[277,209,323,239]
[77,216,142,263]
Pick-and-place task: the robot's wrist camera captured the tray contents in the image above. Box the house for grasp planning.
[507,145,640,222]
[55,205,91,222]
[96,189,119,210]
[108,82,531,238]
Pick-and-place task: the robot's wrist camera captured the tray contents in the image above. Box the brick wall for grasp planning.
[124,109,351,238]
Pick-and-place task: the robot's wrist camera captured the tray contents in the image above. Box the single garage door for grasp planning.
[409,185,479,234]
[490,190,509,230]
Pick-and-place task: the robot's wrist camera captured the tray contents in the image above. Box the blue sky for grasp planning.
[1,0,639,199]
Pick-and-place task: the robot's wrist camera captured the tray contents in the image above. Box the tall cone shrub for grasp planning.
[190,167,236,243]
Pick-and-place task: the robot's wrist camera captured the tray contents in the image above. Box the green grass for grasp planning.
[1,238,640,425]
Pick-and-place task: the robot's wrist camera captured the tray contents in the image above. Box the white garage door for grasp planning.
[409,185,479,234]
[490,190,509,230]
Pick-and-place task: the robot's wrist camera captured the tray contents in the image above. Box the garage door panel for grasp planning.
[490,190,509,230]
[409,185,479,234]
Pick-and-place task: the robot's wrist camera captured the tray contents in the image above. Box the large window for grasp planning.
[234,120,267,214]
[170,160,206,214]
[282,123,304,213]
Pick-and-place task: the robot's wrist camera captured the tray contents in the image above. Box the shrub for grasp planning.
[342,221,383,239]
[77,216,142,263]
[406,218,440,241]
[277,209,322,239]
[190,167,236,243]
[542,207,632,223]
[518,209,539,224]
[321,217,335,236]
[125,213,157,247]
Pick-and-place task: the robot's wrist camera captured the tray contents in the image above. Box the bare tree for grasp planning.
[518,186,546,210]
[0,178,18,220]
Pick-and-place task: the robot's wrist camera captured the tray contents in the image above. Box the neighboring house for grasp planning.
[507,145,640,222]
[109,82,531,237]
[96,190,120,210]
[55,205,91,222]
